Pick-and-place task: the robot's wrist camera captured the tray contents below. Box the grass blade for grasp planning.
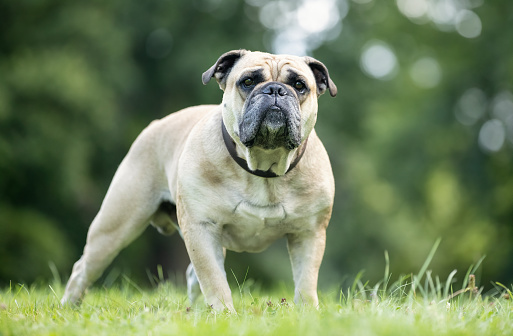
[443,270,457,299]
[417,238,441,283]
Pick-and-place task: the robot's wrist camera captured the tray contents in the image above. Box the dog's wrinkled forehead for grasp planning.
[230,53,314,84]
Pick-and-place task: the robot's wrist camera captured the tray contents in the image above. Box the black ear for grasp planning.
[304,57,337,97]
[202,50,248,89]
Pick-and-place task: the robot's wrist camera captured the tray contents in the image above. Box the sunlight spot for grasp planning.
[259,1,294,30]
[273,30,309,56]
[455,10,482,38]
[360,41,398,80]
[409,57,442,88]
[297,0,339,34]
[454,88,487,126]
[254,0,345,55]
[428,0,459,28]
[396,0,429,19]
[396,0,485,36]
[491,91,513,123]
[479,119,505,153]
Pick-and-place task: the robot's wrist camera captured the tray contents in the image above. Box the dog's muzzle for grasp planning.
[239,82,301,150]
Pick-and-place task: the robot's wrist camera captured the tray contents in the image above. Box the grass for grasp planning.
[1,242,512,336]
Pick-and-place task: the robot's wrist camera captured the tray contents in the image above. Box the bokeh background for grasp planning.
[1,0,512,293]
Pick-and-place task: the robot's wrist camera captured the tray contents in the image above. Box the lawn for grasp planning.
[1,244,512,336]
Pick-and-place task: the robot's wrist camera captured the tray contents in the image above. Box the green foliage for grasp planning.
[312,0,513,286]
[0,206,72,282]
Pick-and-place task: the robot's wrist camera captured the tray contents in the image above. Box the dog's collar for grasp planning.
[221,120,308,178]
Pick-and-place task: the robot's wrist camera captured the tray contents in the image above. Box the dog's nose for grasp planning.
[262,83,287,96]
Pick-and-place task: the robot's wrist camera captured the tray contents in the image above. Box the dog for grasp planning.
[61,50,337,311]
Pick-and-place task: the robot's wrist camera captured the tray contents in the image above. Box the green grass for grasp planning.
[1,243,512,335]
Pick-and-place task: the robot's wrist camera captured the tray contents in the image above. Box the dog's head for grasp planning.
[203,50,337,176]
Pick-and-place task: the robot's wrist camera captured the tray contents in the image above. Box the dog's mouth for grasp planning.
[239,84,301,150]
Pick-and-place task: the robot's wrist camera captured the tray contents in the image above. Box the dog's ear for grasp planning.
[202,50,248,90]
[304,57,337,97]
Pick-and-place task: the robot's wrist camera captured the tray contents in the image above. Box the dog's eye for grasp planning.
[243,78,255,88]
[294,80,306,91]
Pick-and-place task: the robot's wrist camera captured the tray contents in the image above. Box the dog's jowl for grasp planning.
[61,50,337,311]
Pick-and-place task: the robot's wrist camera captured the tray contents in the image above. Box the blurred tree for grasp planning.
[1,0,512,293]
[311,0,513,287]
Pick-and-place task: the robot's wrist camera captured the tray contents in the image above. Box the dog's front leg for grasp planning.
[179,202,233,311]
[185,247,227,305]
[286,225,327,307]
[183,225,233,311]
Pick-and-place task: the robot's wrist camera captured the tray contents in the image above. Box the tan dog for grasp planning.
[61,50,337,311]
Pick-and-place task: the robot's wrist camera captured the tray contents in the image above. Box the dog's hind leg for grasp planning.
[61,144,165,305]
[186,263,201,304]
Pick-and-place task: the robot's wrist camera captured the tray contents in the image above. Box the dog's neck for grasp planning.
[221,120,308,178]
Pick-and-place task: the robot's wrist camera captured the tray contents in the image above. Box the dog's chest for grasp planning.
[235,179,290,224]
[221,204,288,253]
[219,183,310,253]
[235,201,285,222]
